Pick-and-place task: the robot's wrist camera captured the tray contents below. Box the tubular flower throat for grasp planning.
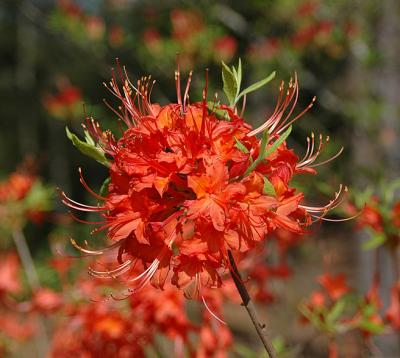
[62,64,343,297]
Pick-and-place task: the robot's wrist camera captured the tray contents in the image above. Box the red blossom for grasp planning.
[318,273,350,300]
[0,172,35,202]
[170,9,203,42]
[318,20,334,35]
[62,64,342,300]
[0,252,21,298]
[143,28,162,52]
[392,202,400,228]
[385,282,400,330]
[49,272,199,357]
[49,302,152,357]
[0,313,36,341]
[43,84,82,118]
[358,203,383,232]
[50,257,73,276]
[297,1,319,17]
[310,290,325,308]
[31,288,63,314]
[213,35,238,62]
[291,24,319,48]
[86,16,105,40]
[248,38,280,61]
[109,25,124,47]
[58,0,82,18]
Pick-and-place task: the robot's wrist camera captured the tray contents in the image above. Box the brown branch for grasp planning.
[228,250,277,358]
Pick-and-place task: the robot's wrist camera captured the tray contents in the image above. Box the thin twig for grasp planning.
[228,250,277,358]
[12,228,40,289]
[12,228,49,356]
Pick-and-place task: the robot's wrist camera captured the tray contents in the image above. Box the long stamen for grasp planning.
[59,190,106,212]
[183,70,193,112]
[68,211,105,225]
[247,75,315,138]
[297,133,344,169]
[308,147,344,168]
[201,294,227,325]
[70,238,123,256]
[175,55,182,106]
[78,168,107,201]
[300,185,347,213]
[89,261,133,278]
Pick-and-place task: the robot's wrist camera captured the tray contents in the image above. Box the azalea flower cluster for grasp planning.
[300,273,384,358]
[0,250,235,357]
[63,61,343,300]
[48,262,234,358]
[351,196,400,250]
[348,180,400,332]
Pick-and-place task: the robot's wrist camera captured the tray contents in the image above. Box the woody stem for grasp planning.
[227,250,277,358]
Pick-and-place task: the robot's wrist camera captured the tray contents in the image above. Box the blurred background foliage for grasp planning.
[1,0,400,356]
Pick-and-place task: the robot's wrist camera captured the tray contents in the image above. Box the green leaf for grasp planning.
[24,181,54,212]
[235,344,260,358]
[263,176,276,196]
[99,177,111,197]
[299,304,325,331]
[206,101,230,121]
[326,299,346,324]
[234,136,249,154]
[362,303,377,317]
[358,320,385,334]
[272,336,286,354]
[236,71,276,103]
[66,127,109,167]
[383,178,400,204]
[233,58,242,98]
[354,186,373,209]
[264,126,292,159]
[362,232,387,250]
[243,129,269,177]
[84,130,95,146]
[221,61,237,106]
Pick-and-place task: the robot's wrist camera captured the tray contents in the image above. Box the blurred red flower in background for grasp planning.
[385,283,400,330]
[0,252,21,298]
[0,172,35,203]
[318,273,350,300]
[170,9,203,43]
[213,35,238,62]
[43,84,82,120]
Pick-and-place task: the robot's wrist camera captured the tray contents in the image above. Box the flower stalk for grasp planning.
[12,228,40,289]
[228,250,277,358]
[12,228,49,356]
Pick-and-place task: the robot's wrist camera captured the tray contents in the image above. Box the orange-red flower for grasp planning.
[0,172,35,203]
[318,273,350,300]
[63,64,342,298]
[385,282,400,330]
[31,288,63,314]
[213,35,238,62]
[0,252,21,299]
[43,84,82,119]
[357,200,383,232]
